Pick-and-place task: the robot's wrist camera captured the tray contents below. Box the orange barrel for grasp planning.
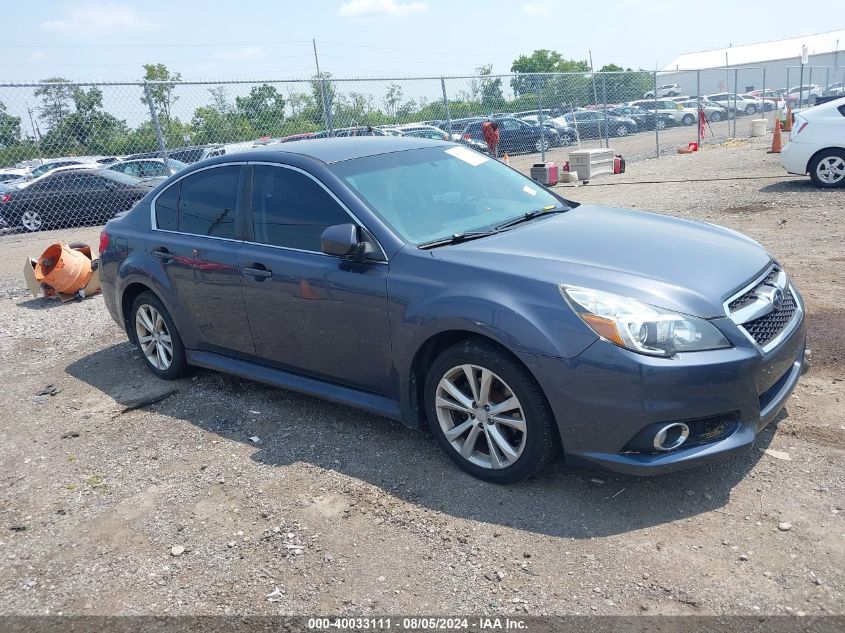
[34,243,93,293]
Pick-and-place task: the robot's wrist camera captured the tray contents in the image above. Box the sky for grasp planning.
[2,0,843,83]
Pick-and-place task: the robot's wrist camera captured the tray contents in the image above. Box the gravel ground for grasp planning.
[0,132,843,618]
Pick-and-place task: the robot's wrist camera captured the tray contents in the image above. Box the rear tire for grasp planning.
[424,338,560,483]
[130,291,188,380]
[681,114,695,126]
[709,110,723,122]
[808,149,845,188]
[656,118,667,130]
[615,124,629,137]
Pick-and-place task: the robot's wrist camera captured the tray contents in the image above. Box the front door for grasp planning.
[147,164,255,357]
[238,163,393,395]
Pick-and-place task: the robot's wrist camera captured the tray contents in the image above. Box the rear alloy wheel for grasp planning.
[809,150,845,188]
[709,110,723,122]
[130,291,188,379]
[21,210,43,232]
[534,137,549,153]
[615,124,629,137]
[745,104,756,115]
[656,118,667,130]
[425,338,559,483]
[681,114,695,126]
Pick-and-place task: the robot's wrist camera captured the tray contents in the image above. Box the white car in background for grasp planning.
[787,84,823,104]
[643,83,683,98]
[677,99,729,122]
[780,97,845,188]
[628,99,698,125]
[705,93,762,115]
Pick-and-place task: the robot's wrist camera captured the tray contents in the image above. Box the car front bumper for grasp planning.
[519,311,806,476]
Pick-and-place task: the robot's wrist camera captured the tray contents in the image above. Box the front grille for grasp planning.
[728,267,781,312]
[740,289,797,347]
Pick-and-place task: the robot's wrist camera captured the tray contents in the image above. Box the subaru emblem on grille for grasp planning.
[771,288,784,311]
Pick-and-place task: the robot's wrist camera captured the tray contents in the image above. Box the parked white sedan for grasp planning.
[780,97,845,188]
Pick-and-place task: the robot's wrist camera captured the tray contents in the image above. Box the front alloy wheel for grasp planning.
[535,137,549,153]
[656,118,667,130]
[425,338,559,483]
[435,364,527,470]
[615,124,629,137]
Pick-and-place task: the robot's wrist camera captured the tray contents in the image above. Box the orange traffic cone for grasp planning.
[502,153,510,165]
[782,105,792,132]
[767,118,783,154]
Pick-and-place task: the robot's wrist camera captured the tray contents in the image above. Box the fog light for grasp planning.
[653,422,690,451]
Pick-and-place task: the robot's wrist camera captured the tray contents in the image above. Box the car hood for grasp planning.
[430,205,771,318]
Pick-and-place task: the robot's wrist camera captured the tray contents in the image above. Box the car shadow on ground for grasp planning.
[66,342,779,540]
[758,179,816,193]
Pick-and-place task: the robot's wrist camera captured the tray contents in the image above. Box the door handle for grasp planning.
[151,247,172,262]
[243,265,272,279]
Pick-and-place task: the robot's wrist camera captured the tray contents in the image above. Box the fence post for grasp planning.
[761,67,766,122]
[696,70,701,147]
[440,77,452,137]
[143,81,170,171]
[322,78,334,136]
[601,74,609,149]
[732,69,738,138]
[536,85,545,162]
[798,63,804,109]
[653,70,659,158]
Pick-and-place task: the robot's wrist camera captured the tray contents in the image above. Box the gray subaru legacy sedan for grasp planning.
[99,138,805,483]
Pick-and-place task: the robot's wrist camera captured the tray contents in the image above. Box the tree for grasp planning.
[208,86,233,115]
[141,63,181,121]
[383,83,402,118]
[34,77,74,130]
[307,73,336,126]
[0,101,22,147]
[72,86,103,116]
[598,64,652,103]
[235,84,286,134]
[510,50,590,96]
[470,65,504,110]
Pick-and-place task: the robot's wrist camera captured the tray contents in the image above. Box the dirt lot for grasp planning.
[0,134,843,618]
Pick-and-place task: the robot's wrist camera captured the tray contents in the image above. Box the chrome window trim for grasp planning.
[723,264,803,355]
[149,160,388,263]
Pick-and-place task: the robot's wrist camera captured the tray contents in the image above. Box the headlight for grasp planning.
[560,285,731,357]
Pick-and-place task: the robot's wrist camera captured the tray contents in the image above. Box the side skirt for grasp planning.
[186,350,403,422]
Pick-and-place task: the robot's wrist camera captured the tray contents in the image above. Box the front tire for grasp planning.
[656,118,667,130]
[681,114,695,126]
[130,291,188,379]
[709,110,723,122]
[534,137,549,153]
[809,150,845,188]
[424,338,559,483]
[744,104,756,115]
[615,124,629,137]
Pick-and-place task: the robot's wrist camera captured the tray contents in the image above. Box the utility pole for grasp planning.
[313,38,333,135]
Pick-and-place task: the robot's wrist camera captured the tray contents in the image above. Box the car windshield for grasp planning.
[166,158,188,172]
[332,146,568,245]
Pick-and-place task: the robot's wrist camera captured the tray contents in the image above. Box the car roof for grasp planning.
[222,136,449,165]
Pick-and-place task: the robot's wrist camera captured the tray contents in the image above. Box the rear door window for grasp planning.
[177,166,240,239]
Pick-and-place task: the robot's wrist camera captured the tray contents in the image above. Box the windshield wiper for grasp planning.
[418,230,499,249]
[495,205,568,231]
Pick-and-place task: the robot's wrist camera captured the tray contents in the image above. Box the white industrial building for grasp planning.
[659,29,844,96]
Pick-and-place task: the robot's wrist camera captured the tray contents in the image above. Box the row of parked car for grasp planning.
[646,82,844,103]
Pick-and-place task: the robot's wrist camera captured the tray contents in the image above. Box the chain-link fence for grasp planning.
[1,66,842,234]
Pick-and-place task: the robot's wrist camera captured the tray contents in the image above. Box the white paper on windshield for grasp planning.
[522,185,538,196]
[445,146,489,166]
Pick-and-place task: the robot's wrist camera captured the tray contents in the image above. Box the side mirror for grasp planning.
[320,223,365,258]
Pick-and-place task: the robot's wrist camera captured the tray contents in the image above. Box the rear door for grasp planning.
[238,163,392,395]
[148,163,255,357]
